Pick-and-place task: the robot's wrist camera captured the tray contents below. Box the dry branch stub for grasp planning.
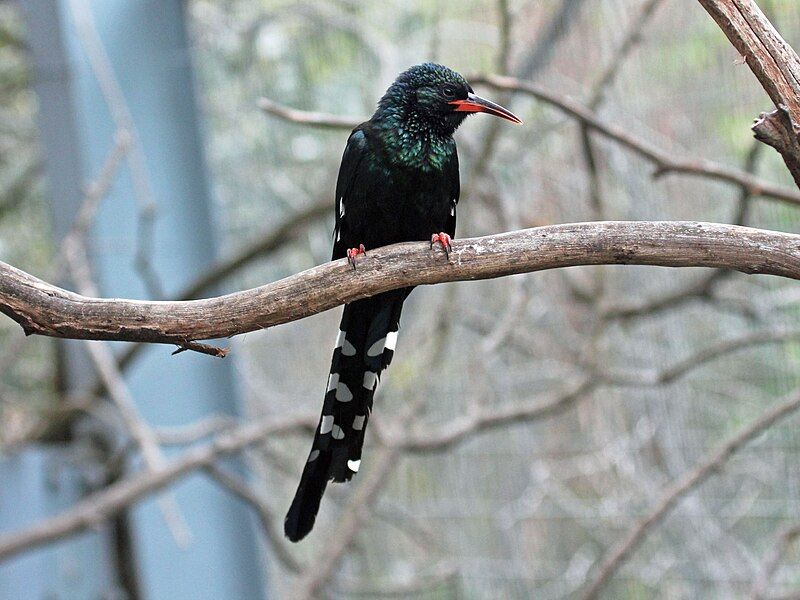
[696,0,800,188]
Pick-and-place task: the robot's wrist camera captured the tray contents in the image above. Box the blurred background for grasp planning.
[1,0,800,598]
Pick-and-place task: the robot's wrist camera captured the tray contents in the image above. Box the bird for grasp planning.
[284,63,521,542]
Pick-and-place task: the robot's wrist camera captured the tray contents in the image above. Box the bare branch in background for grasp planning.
[67,0,164,297]
[258,96,363,130]
[178,199,330,299]
[579,0,666,216]
[155,415,236,446]
[751,523,800,600]
[3,222,800,348]
[580,386,800,599]
[604,328,800,386]
[203,464,302,573]
[0,413,314,562]
[472,74,800,205]
[260,77,800,206]
[587,0,666,109]
[577,0,667,296]
[600,268,730,319]
[600,142,763,320]
[0,158,40,218]
[399,378,595,452]
[65,234,192,547]
[83,199,329,401]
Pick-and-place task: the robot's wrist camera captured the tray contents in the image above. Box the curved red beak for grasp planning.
[449,92,522,124]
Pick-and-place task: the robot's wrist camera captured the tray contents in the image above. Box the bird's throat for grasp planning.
[373,111,457,172]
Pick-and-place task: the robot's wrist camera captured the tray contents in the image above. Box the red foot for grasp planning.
[430,232,452,258]
[347,244,366,269]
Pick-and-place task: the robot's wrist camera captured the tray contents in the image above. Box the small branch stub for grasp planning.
[696,0,800,189]
[753,106,800,188]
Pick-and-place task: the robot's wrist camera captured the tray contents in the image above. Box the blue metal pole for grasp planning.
[20,1,267,598]
[0,449,118,599]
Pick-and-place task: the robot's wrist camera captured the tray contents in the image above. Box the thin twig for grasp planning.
[258,96,363,130]
[580,387,800,599]
[0,413,314,562]
[471,74,800,206]
[751,523,800,600]
[65,240,192,547]
[203,464,301,573]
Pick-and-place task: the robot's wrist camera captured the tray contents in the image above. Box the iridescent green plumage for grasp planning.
[285,63,521,543]
[371,63,469,171]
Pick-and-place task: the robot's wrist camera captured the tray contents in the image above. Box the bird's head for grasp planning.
[375,63,522,137]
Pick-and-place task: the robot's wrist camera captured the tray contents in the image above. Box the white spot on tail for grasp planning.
[385,331,398,352]
[347,459,361,472]
[339,198,345,217]
[362,371,378,389]
[352,415,366,430]
[336,382,353,402]
[367,330,398,357]
[332,425,345,440]
[320,415,334,434]
[326,372,339,393]
[367,337,385,357]
[335,330,345,349]
[341,337,357,356]
[307,449,320,462]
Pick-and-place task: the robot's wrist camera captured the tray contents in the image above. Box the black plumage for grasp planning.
[285,63,521,542]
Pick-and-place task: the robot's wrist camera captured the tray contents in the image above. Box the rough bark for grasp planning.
[2,221,800,349]
[697,0,800,187]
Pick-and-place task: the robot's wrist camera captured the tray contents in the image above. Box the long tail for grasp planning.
[284,288,410,542]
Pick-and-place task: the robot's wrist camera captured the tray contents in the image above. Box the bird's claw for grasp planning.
[347,244,366,270]
[430,232,452,258]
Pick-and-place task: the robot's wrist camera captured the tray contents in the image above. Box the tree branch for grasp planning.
[472,74,800,205]
[0,414,312,562]
[3,222,800,349]
[258,96,363,130]
[261,78,800,205]
[203,464,301,574]
[696,0,800,187]
[398,378,596,453]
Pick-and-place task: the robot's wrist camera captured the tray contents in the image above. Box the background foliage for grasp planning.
[4,0,800,597]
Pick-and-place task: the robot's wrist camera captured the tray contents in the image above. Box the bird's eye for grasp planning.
[442,85,457,99]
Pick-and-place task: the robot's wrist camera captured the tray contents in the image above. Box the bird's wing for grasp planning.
[332,127,368,260]
[444,147,460,237]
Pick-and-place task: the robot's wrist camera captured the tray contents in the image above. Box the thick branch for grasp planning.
[696,0,800,119]
[3,222,800,348]
[696,0,800,187]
